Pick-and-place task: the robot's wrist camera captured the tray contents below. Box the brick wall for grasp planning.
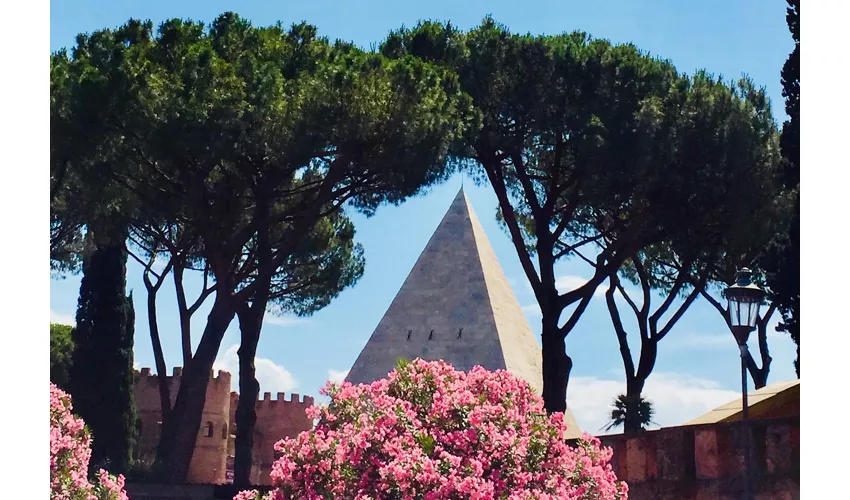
[247,392,315,485]
[134,368,315,486]
[598,417,800,499]
[134,368,232,485]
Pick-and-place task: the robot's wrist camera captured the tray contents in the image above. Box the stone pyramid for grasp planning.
[346,188,581,436]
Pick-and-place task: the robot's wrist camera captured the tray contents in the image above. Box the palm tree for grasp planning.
[604,394,657,433]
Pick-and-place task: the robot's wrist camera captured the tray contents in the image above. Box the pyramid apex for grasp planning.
[347,188,539,390]
[452,185,468,203]
[345,190,582,437]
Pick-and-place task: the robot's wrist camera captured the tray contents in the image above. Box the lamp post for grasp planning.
[724,267,766,500]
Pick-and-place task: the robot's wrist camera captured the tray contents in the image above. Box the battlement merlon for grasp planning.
[254,392,316,406]
[209,369,231,386]
[132,367,232,385]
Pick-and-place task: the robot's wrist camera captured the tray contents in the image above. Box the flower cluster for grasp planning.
[237,359,627,499]
[50,383,129,500]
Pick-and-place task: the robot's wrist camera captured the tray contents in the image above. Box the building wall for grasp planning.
[597,417,800,500]
[248,392,315,485]
[188,370,232,484]
[134,368,232,484]
[134,368,314,486]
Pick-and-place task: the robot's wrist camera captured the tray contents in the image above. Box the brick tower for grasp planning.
[133,368,314,485]
[133,368,232,484]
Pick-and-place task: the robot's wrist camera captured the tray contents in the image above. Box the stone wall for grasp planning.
[129,414,798,497]
[598,417,800,499]
[248,392,315,485]
[134,368,233,485]
[126,483,216,500]
[134,367,315,486]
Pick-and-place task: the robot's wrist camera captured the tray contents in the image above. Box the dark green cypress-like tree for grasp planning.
[762,0,800,377]
[69,222,137,475]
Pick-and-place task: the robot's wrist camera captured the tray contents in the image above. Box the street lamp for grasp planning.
[724,267,766,500]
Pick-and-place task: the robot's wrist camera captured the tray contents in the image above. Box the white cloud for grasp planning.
[567,372,739,435]
[263,315,311,328]
[327,369,349,384]
[213,345,297,394]
[555,275,607,298]
[521,304,542,317]
[664,327,792,352]
[50,309,76,326]
[664,332,736,351]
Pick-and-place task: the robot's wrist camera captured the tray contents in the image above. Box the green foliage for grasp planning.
[50,21,147,277]
[50,323,75,390]
[380,19,784,413]
[382,19,781,297]
[780,0,800,188]
[264,212,365,317]
[605,394,656,432]
[68,226,137,475]
[50,51,84,276]
[52,20,148,477]
[760,0,800,376]
[53,12,475,293]
[53,12,473,482]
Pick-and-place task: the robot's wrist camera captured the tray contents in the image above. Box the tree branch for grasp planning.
[616,280,641,318]
[654,285,701,342]
[606,274,637,379]
[699,288,729,324]
[632,256,652,319]
[553,231,607,261]
[188,265,215,316]
[648,260,691,327]
[479,154,543,294]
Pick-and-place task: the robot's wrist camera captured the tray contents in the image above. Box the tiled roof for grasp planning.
[681,379,800,426]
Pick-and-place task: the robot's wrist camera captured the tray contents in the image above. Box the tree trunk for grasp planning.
[146,285,171,421]
[623,375,646,434]
[153,295,235,483]
[173,263,193,369]
[233,307,264,489]
[541,312,571,414]
[624,337,657,434]
[745,352,769,389]
[745,305,775,389]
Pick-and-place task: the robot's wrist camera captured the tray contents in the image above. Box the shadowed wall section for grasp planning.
[133,368,313,485]
[597,417,800,500]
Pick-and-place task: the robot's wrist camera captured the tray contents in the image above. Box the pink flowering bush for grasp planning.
[50,383,129,500]
[238,359,627,499]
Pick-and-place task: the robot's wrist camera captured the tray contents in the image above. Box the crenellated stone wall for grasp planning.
[134,368,233,484]
[249,392,315,485]
[133,368,314,486]
[597,416,800,499]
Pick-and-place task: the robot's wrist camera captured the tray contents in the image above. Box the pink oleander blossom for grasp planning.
[236,359,627,499]
[50,383,129,500]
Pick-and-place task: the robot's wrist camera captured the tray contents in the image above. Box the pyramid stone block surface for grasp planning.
[345,188,581,437]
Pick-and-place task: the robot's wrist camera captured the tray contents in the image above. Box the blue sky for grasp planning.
[49,0,797,434]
